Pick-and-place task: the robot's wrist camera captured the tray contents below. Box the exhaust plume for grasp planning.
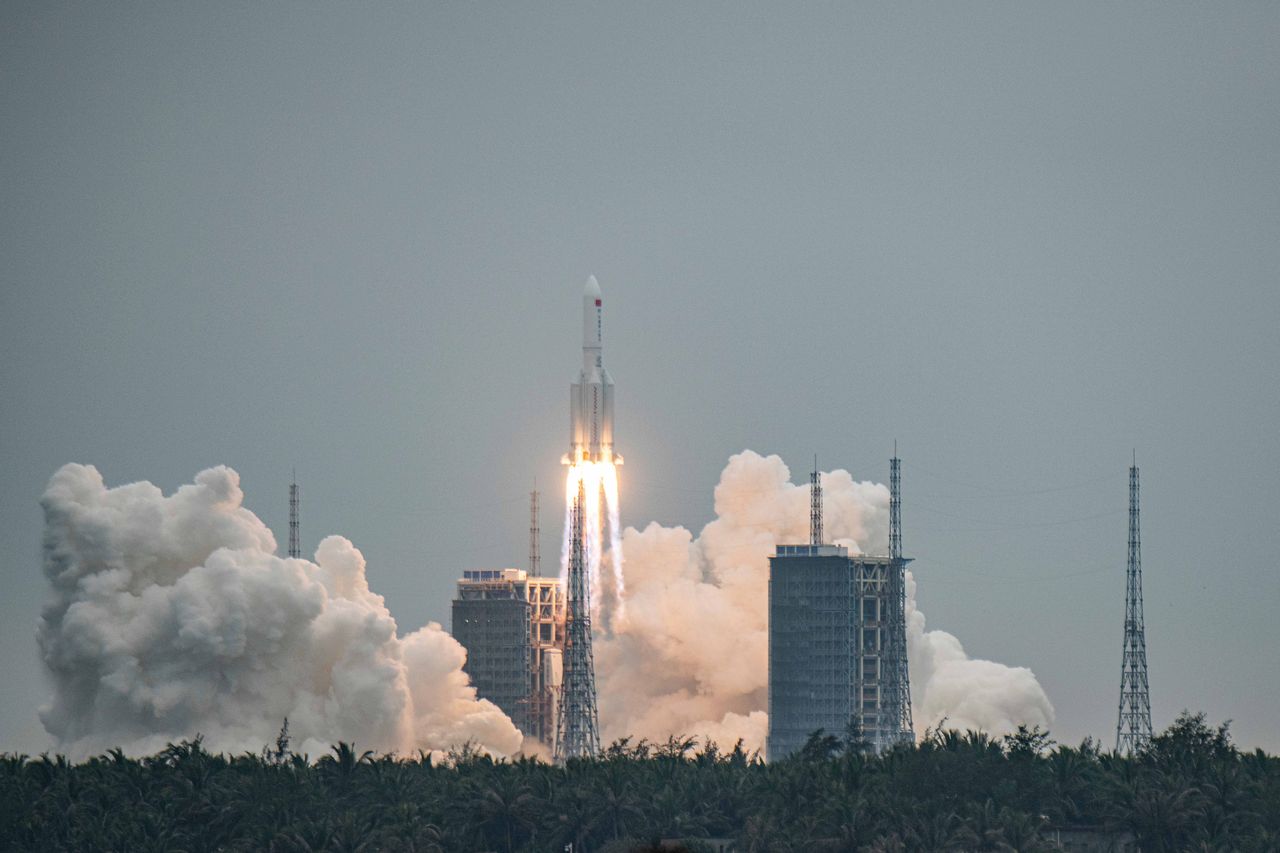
[37,464,522,759]
[597,450,1054,754]
[560,460,625,621]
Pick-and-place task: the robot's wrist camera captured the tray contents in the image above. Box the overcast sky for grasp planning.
[2,2,1278,753]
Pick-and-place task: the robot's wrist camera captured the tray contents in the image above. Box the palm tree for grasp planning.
[1046,745,1093,823]
[589,769,644,842]
[812,795,867,851]
[966,799,1008,850]
[321,742,375,781]
[468,772,539,852]
[992,807,1049,852]
[3,712,1278,853]
[547,784,600,853]
[905,809,978,851]
[1120,780,1207,852]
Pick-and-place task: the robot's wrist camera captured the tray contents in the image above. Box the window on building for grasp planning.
[862,598,878,622]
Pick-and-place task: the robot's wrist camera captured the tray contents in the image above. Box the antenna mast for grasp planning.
[882,448,914,747]
[288,471,300,559]
[1117,458,1153,753]
[529,485,541,576]
[889,445,902,562]
[810,457,823,546]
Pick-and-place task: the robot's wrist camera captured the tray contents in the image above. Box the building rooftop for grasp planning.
[774,544,848,558]
[460,568,526,583]
[458,569,563,585]
[772,545,907,564]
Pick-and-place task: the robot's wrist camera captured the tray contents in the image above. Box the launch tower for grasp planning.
[555,481,601,761]
[1116,459,1152,754]
[880,450,914,748]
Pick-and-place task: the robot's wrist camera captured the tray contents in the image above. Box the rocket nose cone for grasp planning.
[584,275,601,297]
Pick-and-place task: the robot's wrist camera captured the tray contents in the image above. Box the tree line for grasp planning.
[1,711,1276,852]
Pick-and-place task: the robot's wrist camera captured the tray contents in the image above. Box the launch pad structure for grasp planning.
[450,484,563,749]
[766,455,915,759]
[452,276,615,759]
[451,569,565,743]
[555,480,601,762]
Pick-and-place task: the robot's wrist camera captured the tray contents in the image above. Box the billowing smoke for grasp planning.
[597,451,1054,753]
[905,572,1054,735]
[37,464,522,759]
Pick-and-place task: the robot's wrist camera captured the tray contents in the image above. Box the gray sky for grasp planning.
[2,2,1278,753]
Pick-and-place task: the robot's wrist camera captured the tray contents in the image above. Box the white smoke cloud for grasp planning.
[598,450,1054,754]
[37,464,522,759]
[905,570,1054,734]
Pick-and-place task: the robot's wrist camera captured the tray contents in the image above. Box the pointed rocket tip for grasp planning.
[584,275,601,296]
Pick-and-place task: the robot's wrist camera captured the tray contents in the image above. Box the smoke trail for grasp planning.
[596,450,1054,754]
[36,464,523,759]
[602,463,626,617]
[583,463,603,601]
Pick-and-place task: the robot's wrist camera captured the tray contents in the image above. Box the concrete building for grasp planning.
[767,545,907,760]
[451,569,565,745]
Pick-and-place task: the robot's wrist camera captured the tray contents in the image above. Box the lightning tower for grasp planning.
[881,448,914,748]
[809,458,823,545]
[288,472,300,559]
[1116,458,1152,754]
[529,485,541,576]
[555,480,601,762]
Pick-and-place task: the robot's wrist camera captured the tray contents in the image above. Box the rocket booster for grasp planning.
[567,276,619,465]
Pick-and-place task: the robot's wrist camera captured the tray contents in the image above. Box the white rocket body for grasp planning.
[569,276,618,464]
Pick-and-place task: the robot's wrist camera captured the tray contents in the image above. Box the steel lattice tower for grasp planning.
[1116,460,1152,754]
[288,473,300,559]
[879,450,914,748]
[555,480,600,763]
[529,486,541,576]
[810,458,823,545]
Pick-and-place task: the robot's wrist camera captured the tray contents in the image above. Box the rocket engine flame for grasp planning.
[561,460,625,620]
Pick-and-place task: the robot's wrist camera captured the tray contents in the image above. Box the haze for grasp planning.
[2,3,1277,753]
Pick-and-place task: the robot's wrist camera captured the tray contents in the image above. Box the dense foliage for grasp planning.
[1,712,1275,852]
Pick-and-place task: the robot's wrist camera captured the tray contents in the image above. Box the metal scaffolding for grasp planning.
[1116,460,1152,754]
[880,451,914,749]
[451,567,563,745]
[529,486,541,577]
[810,458,823,546]
[555,479,600,762]
[767,454,915,760]
[288,473,300,559]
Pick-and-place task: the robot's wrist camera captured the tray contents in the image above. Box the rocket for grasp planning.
[565,275,621,465]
